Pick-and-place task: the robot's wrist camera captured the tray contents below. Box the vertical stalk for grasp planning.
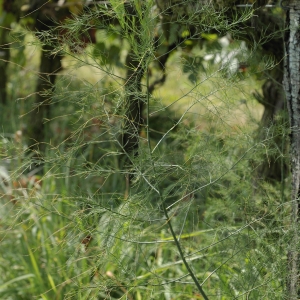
[161,197,209,300]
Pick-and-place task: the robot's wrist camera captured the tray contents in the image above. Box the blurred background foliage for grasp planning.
[0,0,291,299]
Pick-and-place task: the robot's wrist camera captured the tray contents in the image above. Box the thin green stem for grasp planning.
[161,196,209,300]
[145,58,208,299]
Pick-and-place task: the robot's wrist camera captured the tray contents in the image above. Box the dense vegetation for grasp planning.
[0,0,296,299]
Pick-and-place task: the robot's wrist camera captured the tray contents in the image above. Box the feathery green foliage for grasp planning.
[0,1,290,299]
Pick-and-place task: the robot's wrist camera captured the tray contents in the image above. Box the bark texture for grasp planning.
[283,1,300,298]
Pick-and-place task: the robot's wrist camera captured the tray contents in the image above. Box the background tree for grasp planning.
[0,0,22,104]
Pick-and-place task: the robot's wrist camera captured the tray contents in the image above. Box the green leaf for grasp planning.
[0,274,35,292]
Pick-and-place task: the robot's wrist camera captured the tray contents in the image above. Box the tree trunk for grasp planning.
[28,44,62,151]
[0,0,19,104]
[283,1,300,298]
[254,63,287,181]
[122,51,145,159]
[0,27,9,105]
[121,4,146,164]
[244,8,287,182]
